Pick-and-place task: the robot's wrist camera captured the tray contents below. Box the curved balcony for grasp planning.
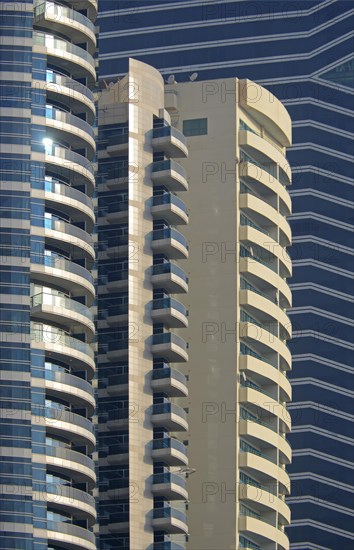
[45,71,95,122]
[151,228,189,259]
[152,126,188,158]
[34,2,96,53]
[31,292,95,339]
[44,484,96,524]
[44,144,95,193]
[240,289,291,340]
[152,472,188,500]
[239,225,291,279]
[239,483,290,525]
[152,437,188,466]
[31,323,95,375]
[151,193,188,225]
[239,79,292,147]
[152,507,188,535]
[151,297,188,328]
[151,262,188,293]
[105,373,129,396]
[33,31,96,84]
[32,216,95,263]
[240,354,291,404]
[47,521,96,550]
[104,270,128,293]
[239,161,291,216]
[240,386,291,433]
[32,177,94,228]
[240,193,291,247]
[43,368,95,414]
[31,253,95,304]
[106,304,129,326]
[151,403,188,432]
[72,0,97,17]
[239,452,290,496]
[240,321,291,372]
[106,340,128,360]
[151,332,188,362]
[44,105,95,157]
[43,445,96,487]
[239,516,289,550]
[107,133,129,155]
[151,367,188,397]
[239,256,291,309]
[105,408,130,430]
[44,406,95,452]
[240,419,291,464]
[239,130,291,185]
[151,160,188,191]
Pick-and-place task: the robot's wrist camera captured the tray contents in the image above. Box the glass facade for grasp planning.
[98,1,354,548]
[0,1,97,548]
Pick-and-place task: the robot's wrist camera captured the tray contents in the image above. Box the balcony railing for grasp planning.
[152,193,187,214]
[152,228,188,250]
[35,1,96,34]
[33,31,95,68]
[31,292,93,321]
[152,298,187,317]
[240,439,275,464]
[31,324,93,359]
[152,367,186,386]
[31,252,94,285]
[152,159,187,180]
[152,332,187,352]
[240,213,269,236]
[153,472,186,489]
[45,105,95,140]
[152,403,187,422]
[152,263,188,283]
[33,177,93,209]
[32,215,93,246]
[153,507,187,524]
[46,70,94,102]
[240,245,276,273]
[240,342,277,369]
[240,277,277,304]
[152,126,187,148]
[152,437,187,455]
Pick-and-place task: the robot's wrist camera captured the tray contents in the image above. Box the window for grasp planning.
[183,118,207,136]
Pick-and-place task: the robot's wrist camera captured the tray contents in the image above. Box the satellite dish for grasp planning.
[167,75,176,84]
[189,72,198,81]
[108,82,114,88]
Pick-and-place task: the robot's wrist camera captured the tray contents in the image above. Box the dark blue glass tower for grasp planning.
[0,1,97,547]
[98,1,354,548]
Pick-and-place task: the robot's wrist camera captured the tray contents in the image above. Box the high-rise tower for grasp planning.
[97,59,190,550]
[98,2,354,547]
[96,59,293,550]
[166,77,293,550]
[0,1,97,548]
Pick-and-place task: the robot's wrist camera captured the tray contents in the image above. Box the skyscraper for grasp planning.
[97,59,190,550]
[0,1,97,548]
[96,58,293,550]
[97,2,354,547]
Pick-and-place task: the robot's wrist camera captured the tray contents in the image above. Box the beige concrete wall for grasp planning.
[166,77,292,550]
[168,79,240,550]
